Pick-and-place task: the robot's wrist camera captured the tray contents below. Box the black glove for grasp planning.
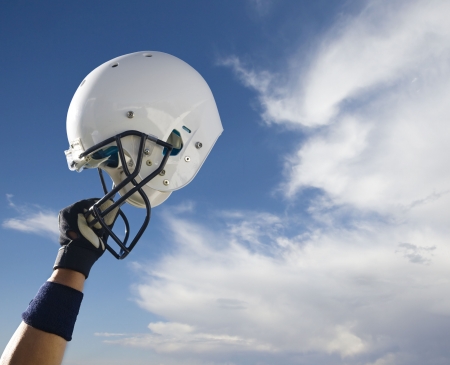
[53,198,119,278]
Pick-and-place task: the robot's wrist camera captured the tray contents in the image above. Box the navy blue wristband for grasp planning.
[22,281,83,341]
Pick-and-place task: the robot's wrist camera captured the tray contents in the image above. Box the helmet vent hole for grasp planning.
[182,126,191,133]
[111,63,119,68]
[80,80,86,87]
[144,54,153,57]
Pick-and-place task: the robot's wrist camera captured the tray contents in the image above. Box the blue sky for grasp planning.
[2,0,450,364]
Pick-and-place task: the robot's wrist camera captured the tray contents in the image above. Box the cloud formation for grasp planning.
[225,0,450,216]
[2,195,59,240]
[104,0,450,364]
[110,207,450,364]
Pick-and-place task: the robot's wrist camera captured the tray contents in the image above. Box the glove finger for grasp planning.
[99,237,105,250]
[101,200,120,227]
[86,200,120,229]
[59,198,100,238]
[77,214,101,249]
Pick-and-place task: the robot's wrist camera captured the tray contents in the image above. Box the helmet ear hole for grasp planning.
[92,146,119,168]
[164,129,183,156]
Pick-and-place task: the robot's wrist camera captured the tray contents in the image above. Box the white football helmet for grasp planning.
[65,51,223,258]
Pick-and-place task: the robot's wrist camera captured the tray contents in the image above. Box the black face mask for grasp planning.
[80,130,173,260]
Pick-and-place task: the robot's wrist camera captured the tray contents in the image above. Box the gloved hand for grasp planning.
[53,198,119,278]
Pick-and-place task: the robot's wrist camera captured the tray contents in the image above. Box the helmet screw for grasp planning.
[146,160,152,166]
[163,179,170,186]
[128,160,134,167]
[159,169,166,176]
[126,111,134,118]
[195,142,203,149]
[184,156,191,162]
[144,148,150,155]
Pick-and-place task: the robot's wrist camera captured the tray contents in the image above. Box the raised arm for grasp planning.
[0,199,118,365]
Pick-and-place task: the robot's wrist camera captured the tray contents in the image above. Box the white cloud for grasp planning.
[106,320,275,353]
[396,242,436,265]
[224,0,450,218]
[98,1,450,364]
[2,195,59,240]
[6,194,16,208]
[171,200,196,214]
[111,208,450,364]
[230,0,450,128]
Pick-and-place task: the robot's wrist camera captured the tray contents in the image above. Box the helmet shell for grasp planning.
[67,51,223,206]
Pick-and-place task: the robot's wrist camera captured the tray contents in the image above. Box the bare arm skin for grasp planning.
[0,201,116,365]
[0,268,85,365]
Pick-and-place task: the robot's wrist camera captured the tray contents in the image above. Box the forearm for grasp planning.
[0,322,67,365]
[0,269,85,365]
[1,199,114,365]
[49,268,85,292]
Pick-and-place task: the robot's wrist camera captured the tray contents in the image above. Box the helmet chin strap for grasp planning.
[81,130,173,259]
